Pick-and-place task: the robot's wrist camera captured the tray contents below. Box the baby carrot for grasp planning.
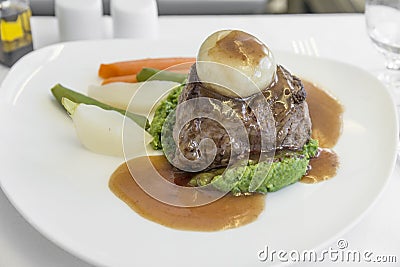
[98,57,195,78]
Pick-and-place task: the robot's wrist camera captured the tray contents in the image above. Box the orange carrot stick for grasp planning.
[102,74,137,85]
[98,57,195,78]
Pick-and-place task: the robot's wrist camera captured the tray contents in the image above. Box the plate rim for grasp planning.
[0,39,398,267]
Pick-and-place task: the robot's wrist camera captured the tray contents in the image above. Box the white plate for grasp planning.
[0,40,397,267]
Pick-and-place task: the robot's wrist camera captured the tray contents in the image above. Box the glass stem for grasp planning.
[385,56,400,71]
[382,54,400,91]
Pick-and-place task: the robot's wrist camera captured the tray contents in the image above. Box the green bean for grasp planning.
[136,68,187,83]
[51,83,149,129]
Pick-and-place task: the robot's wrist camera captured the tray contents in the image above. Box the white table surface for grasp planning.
[0,14,399,267]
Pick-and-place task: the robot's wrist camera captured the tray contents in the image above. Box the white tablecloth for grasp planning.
[0,14,399,267]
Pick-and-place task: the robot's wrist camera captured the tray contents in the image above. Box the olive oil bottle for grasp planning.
[0,0,33,67]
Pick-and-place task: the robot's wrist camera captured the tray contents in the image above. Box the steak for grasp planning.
[171,64,312,170]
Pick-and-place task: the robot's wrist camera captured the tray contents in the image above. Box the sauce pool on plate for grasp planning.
[300,81,343,183]
[304,80,343,148]
[109,157,265,231]
[109,81,343,231]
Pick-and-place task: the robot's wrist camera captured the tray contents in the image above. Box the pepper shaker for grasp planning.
[55,0,104,42]
[111,0,159,39]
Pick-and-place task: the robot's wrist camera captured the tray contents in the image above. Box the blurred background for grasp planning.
[30,0,366,16]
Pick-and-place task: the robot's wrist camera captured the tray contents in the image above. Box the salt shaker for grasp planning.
[111,0,159,39]
[55,0,104,42]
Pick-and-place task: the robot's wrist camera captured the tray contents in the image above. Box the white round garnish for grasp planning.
[196,30,276,97]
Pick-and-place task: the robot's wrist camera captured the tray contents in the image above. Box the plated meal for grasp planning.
[0,29,396,267]
[51,30,343,231]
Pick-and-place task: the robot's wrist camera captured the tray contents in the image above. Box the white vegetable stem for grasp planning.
[87,81,180,116]
[62,98,153,157]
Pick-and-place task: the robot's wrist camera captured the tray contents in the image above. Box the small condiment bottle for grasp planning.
[55,0,104,42]
[0,0,33,67]
[111,0,159,39]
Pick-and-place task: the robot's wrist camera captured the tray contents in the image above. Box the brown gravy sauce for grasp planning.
[300,81,343,183]
[109,157,265,231]
[304,81,344,148]
[209,30,268,66]
[109,80,343,231]
[301,149,340,184]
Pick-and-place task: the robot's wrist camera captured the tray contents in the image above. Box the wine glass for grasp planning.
[365,0,400,97]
